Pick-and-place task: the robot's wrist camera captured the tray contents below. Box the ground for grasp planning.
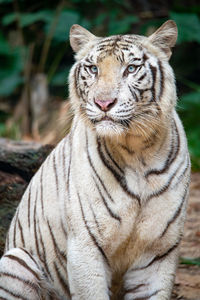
[172,173,200,300]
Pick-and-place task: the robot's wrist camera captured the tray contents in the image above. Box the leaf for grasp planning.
[2,12,17,26]
[0,0,12,3]
[170,12,200,43]
[0,34,11,54]
[0,34,24,76]
[180,257,200,266]
[93,13,107,27]
[178,91,200,110]
[2,10,53,27]
[45,10,80,42]
[0,73,23,96]
[108,15,138,35]
[51,66,70,86]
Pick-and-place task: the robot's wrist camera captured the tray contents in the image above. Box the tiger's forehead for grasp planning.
[87,35,145,64]
[98,55,121,77]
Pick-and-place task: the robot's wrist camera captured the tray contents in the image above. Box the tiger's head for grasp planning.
[69,20,177,137]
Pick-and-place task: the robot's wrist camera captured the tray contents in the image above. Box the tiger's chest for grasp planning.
[69,155,169,249]
[65,125,187,273]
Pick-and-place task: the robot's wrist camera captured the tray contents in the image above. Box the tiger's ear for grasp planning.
[70,24,96,52]
[148,20,178,59]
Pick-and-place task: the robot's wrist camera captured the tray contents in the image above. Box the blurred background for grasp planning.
[0,0,200,170]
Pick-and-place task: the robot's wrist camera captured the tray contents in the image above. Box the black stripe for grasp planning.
[134,240,180,271]
[62,137,68,186]
[138,73,147,81]
[74,63,86,101]
[97,139,123,182]
[125,283,146,294]
[123,38,134,44]
[116,107,134,114]
[4,254,40,280]
[66,133,73,206]
[37,225,53,281]
[146,157,185,201]
[0,271,38,291]
[145,122,180,177]
[158,60,164,99]
[54,262,71,297]
[0,295,8,300]
[128,52,135,57]
[85,57,93,64]
[18,248,40,270]
[97,138,141,205]
[117,118,133,128]
[121,51,125,63]
[93,176,121,222]
[97,45,107,51]
[33,190,41,261]
[174,155,190,184]
[116,42,130,48]
[5,233,9,252]
[119,143,135,155]
[149,64,157,102]
[13,209,19,248]
[97,38,118,45]
[143,53,149,62]
[0,286,29,300]
[160,186,188,238]
[103,139,124,175]
[141,134,157,151]
[128,85,139,102]
[18,219,25,247]
[133,289,161,300]
[77,191,110,266]
[61,219,68,239]
[27,187,31,228]
[89,202,102,236]
[53,152,59,197]
[47,220,67,271]
[86,131,115,204]
[40,166,44,218]
[83,66,91,76]
[74,63,81,93]
[121,47,129,51]
[132,57,142,61]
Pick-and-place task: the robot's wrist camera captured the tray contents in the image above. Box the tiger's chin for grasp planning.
[93,119,127,137]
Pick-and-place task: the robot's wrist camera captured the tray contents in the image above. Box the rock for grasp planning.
[0,139,53,256]
[0,138,53,181]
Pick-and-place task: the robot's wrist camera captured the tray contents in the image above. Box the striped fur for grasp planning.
[0,20,190,300]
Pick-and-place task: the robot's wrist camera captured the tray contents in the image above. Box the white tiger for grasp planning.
[0,20,190,300]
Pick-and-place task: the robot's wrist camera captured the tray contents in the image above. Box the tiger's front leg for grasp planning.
[123,246,179,300]
[0,248,47,300]
[67,237,111,300]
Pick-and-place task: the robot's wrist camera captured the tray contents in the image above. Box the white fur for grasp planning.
[0,21,190,300]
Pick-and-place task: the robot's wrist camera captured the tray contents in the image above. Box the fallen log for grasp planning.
[0,138,53,255]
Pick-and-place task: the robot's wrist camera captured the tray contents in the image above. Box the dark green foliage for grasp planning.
[178,91,200,170]
[0,34,24,96]
[180,257,200,267]
[0,0,199,169]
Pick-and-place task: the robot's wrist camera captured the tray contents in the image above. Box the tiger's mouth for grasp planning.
[101,116,113,121]
[90,115,114,124]
[90,115,133,128]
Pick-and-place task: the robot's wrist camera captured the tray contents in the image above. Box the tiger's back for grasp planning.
[0,20,190,300]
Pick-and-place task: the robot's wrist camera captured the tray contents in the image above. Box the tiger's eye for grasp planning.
[90,65,98,74]
[127,65,135,73]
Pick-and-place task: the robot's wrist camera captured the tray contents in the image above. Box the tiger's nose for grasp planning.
[94,98,117,111]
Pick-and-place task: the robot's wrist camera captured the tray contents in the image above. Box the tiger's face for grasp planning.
[69,21,177,137]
